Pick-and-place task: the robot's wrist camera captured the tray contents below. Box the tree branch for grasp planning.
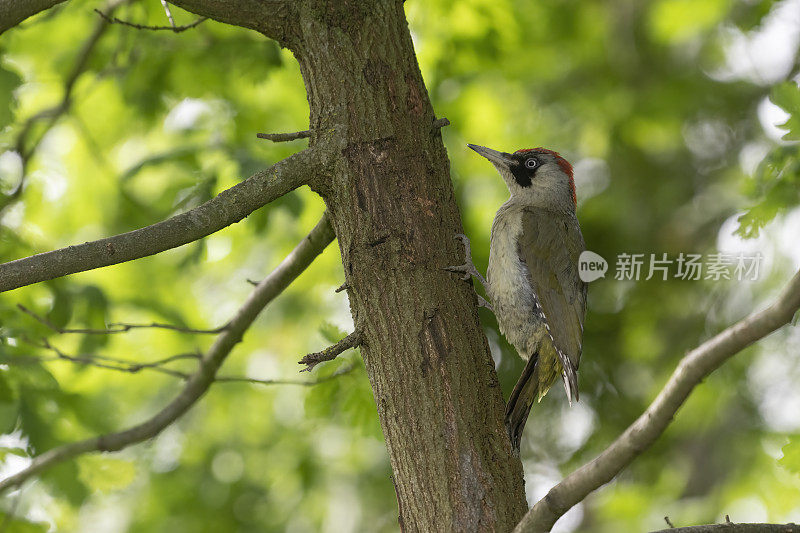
[0,212,335,495]
[18,304,226,335]
[298,327,363,372]
[515,269,800,533]
[167,0,295,42]
[256,130,310,142]
[5,344,357,386]
[0,148,318,293]
[93,8,207,32]
[649,524,799,533]
[5,339,200,380]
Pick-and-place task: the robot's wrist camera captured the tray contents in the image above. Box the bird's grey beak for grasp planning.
[467,144,515,168]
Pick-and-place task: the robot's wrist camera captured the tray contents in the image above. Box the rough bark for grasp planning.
[285,1,528,530]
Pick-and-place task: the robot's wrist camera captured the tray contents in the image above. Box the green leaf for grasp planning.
[0,447,27,461]
[45,460,89,506]
[78,455,137,493]
[735,145,800,238]
[770,82,800,140]
[0,514,48,533]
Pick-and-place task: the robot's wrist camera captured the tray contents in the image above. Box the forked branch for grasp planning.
[515,269,800,533]
[0,148,319,293]
[0,212,335,495]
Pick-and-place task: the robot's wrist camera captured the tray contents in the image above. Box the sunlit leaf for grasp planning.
[78,455,137,493]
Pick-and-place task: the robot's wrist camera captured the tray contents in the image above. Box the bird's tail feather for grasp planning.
[504,351,540,453]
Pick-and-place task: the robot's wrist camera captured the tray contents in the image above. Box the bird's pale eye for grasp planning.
[525,158,538,169]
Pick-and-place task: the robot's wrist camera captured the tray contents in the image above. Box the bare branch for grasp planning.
[334,282,349,293]
[256,130,311,142]
[0,212,335,495]
[0,148,318,293]
[7,344,357,386]
[649,524,799,533]
[93,8,207,32]
[298,328,363,372]
[7,338,198,379]
[431,117,450,130]
[515,269,800,533]
[18,304,226,335]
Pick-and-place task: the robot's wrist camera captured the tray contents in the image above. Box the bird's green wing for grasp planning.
[517,208,587,399]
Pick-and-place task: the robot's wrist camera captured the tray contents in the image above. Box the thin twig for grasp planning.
[4,345,355,386]
[10,338,198,379]
[649,523,799,533]
[665,517,675,528]
[159,0,175,27]
[298,327,363,372]
[335,282,349,293]
[93,8,207,32]
[515,269,800,532]
[0,212,335,495]
[256,130,311,142]
[18,304,226,335]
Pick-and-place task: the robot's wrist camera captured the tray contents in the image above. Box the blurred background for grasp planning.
[1,0,799,531]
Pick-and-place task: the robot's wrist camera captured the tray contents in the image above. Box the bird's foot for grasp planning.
[443,234,486,284]
[476,294,494,313]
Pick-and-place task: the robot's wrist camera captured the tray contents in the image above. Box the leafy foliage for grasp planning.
[736,82,800,237]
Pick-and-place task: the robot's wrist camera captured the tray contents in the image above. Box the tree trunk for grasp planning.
[285,1,527,530]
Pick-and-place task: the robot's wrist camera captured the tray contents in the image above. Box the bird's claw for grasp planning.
[443,232,485,282]
[443,263,476,281]
[476,294,494,312]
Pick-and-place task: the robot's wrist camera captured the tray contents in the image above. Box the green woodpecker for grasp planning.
[446,144,587,451]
